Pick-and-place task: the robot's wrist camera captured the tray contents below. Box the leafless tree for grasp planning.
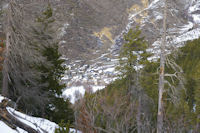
[75,89,155,133]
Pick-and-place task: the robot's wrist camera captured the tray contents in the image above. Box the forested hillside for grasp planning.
[0,0,199,133]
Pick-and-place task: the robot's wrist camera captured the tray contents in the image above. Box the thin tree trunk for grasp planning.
[2,30,10,97]
[1,0,13,97]
[137,96,142,133]
[157,0,167,133]
[136,58,142,133]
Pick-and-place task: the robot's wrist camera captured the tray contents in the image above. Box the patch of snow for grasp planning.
[7,107,58,133]
[58,23,69,38]
[180,22,194,32]
[188,0,200,24]
[103,67,115,73]
[188,3,200,13]
[149,0,161,9]
[174,28,200,44]
[0,121,22,133]
[63,85,106,103]
[63,86,85,103]
[59,40,66,45]
[192,14,200,23]
[92,86,105,92]
[155,15,163,20]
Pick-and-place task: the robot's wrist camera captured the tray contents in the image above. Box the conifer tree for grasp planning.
[31,5,74,124]
[117,27,150,82]
[117,27,151,133]
[175,38,200,131]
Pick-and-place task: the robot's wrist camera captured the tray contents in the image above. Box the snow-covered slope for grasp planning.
[0,96,82,133]
[3,108,57,133]
[0,96,58,133]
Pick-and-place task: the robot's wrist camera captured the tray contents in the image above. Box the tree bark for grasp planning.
[136,96,142,133]
[1,26,10,97]
[157,0,167,133]
[1,0,12,97]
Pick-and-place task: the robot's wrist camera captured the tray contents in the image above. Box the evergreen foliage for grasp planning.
[117,27,150,78]
[175,38,200,130]
[33,5,74,124]
[38,45,74,124]
[55,120,73,133]
[116,27,151,96]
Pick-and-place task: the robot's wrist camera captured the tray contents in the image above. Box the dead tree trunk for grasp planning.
[0,99,39,133]
[2,32,10,97]
[157,0,167,133]
[1,0,12,97]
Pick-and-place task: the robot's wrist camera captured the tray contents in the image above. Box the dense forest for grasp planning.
[0,0,199,133]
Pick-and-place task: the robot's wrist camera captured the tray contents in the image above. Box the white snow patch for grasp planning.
[63,86,85,104]
[63,85,106,103]
[155,15,163,20]
[92,86,105,92]
[104,67,115,73]
[58,23,69,38]
[174,28,200,44]
[180,22,194,32]
[192,14,200,23]
[0,121,22,133]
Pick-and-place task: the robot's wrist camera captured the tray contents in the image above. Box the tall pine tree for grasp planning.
[34,5,74,124]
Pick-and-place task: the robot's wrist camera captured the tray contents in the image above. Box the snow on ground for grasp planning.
[92,85,105,92]
[148,25,200,60]
[63,86,85,103]
[174,27,200,44]
[147,0,200,60]
[58,23,69,38]
[188,0,200,24]
[0,121,24,133]
[179,22,194,32]
[63,85,105,103]
[7,108,57,133]
[0,95,81,133]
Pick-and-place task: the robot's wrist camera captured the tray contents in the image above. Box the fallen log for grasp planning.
[0,99,39,133]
